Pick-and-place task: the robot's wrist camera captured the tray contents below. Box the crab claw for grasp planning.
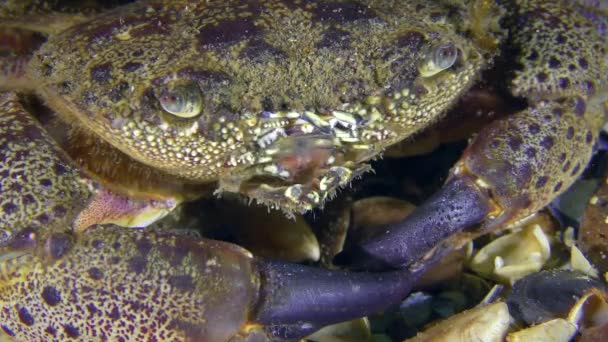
[0,224,443,341]
[337,0,607,272]
[335,176,492,270]
[338,97,604,271]
[253,253,440,340]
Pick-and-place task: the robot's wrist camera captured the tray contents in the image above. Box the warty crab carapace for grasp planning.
[0,0,607,340]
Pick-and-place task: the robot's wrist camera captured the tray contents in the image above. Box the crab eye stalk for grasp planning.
[418,43,459,77]
[158,83,203,118]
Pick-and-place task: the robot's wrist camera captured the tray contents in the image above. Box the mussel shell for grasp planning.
[506,270,606,325]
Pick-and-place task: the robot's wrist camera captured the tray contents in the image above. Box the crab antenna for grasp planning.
[253,253,441,340]
[335,176,491,270]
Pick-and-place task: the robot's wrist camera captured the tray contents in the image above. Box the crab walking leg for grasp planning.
[0,55,31,90]
[338,0,608,270]
[0,26,48,91]
[0,92,176,237]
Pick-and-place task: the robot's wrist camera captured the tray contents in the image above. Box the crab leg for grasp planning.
[0,54,30,90]
[0,22,54,91]
[339,0,608,270]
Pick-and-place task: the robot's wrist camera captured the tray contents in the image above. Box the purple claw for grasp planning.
[253,250,445,339]
[334,176,491,270]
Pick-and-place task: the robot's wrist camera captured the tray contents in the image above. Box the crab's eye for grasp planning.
[433,43,458,69]
[418,43,459,77]
[158,83,203,118]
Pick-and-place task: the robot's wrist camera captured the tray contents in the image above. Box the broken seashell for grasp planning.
[506,318,577,342]
[312,198,352,267]
[200,199,320,262]
[506,270,605,325]
[571,245,600,278]
[306,318,372,342]
[469,223,551,284]
[350,197,416,244]
[567,288,608,333]
[403,302,510,342]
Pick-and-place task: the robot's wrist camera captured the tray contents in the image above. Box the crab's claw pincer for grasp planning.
[252,249,443,340]
[335,175,492,270]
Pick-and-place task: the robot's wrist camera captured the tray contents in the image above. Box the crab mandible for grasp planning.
[0,0,607,341]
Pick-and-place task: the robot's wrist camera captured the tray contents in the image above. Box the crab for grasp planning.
[0,0,606,341]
